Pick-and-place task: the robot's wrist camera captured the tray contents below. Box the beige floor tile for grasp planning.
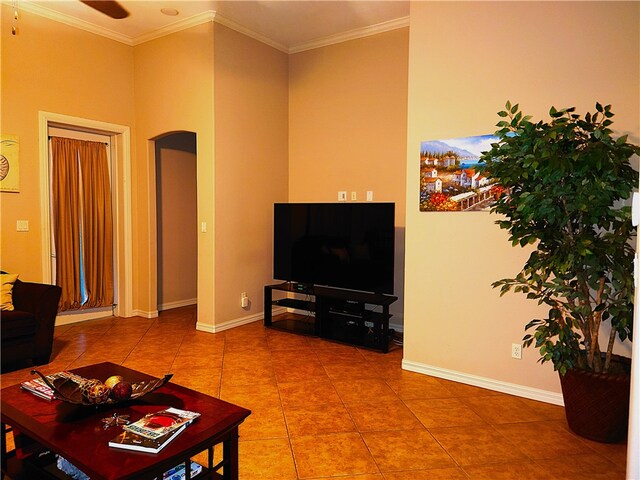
[220,381,281,410]
[278,379,343,407]
[382,468,468,480]
[494,421,599,459]
[291,432,379,479]
[332,378,398,403]
[313,345,368,364]
[238,404,288,440]
[368,362,406,381]
[171,367,221,397]
[220,365,276,386]
[462,395,549,424]
[345,399,423,432]
[404,397,486,428]
[387,374,454,400]
[429,424,529,467]
[270,349,320,365]
[518,397,566,420]
[266,331,312,350]
[462,460,546,479]
[273,361,329,383]
[571,433,628,469]
[436,378,504,398]
[362,429,455,472]
[534,453,626,479]
[323,361,383,380]
[333,475,383,480]
[239,438,297,479]
[283,402,356,436]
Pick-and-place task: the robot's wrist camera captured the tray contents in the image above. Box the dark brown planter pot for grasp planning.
[559,356,631,443]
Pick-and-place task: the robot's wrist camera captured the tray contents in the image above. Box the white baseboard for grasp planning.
[158,298,197,311]
[196,311,264,333]
[130,309,159,319]
[55,308,113,326]
[402,359,564,406]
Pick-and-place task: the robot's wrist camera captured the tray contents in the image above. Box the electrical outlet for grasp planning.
[241,292,249,308]
[366,191,373,201]
[511,343,522,359]
[351,192,357,201]
[338,191,347,202]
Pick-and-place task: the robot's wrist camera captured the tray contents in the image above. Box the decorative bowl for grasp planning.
[30,370,173,406]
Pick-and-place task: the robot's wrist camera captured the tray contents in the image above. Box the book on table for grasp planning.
[20,371,86,400]
[108,425,186,453]
[123,407,200,440]
[157,460,203,480]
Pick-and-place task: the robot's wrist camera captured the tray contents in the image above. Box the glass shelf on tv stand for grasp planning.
[263,282,397,352]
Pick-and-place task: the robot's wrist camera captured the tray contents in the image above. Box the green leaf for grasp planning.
[485,101,637,374]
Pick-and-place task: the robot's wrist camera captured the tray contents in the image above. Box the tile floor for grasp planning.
[0,306,629,479]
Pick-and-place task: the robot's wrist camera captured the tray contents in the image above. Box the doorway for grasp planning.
[155,132,198,311]
[38,111,132,323]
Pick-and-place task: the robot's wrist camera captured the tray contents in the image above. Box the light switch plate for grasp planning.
[16,220,29,232]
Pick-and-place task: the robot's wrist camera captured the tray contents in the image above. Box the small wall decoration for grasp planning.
[419,134,503,212]
[0,135,19,193]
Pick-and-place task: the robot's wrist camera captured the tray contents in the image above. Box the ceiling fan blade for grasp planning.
[80,0,129,19]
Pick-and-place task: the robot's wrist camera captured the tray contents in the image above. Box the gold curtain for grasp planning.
[50,137,113,311]
[79,140,114,308]
[51,137,82,311]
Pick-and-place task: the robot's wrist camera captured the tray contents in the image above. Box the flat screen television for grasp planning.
[273,202,395,294]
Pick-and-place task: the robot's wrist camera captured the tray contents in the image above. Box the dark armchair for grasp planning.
[1,278,61,370]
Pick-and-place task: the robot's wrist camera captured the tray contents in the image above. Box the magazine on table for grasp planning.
[20,371,85,400]
[123,407,200,440]
[156,461,204,480]
[108,425,186,454]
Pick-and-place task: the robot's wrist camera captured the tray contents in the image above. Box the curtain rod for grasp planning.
[48,136,108,145]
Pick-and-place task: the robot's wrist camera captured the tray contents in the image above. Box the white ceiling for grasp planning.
[20,0,410,52]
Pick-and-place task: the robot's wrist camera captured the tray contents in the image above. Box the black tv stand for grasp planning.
[264,282,398,352]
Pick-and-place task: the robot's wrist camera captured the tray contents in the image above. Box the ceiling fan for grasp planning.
[80,0,129,19]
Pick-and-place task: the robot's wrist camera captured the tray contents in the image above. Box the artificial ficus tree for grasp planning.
[479,102,639,375]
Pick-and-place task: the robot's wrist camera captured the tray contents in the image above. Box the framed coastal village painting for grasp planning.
[0,135,20,193]
[419,134,504,212]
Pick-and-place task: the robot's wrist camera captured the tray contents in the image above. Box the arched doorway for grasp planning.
[154,132,197,311]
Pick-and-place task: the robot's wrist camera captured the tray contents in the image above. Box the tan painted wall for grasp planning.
[133,22,215,323]
[156,146,197,309]
[0,5,135,282]
[288,28,409,324]
[404,2,640,395]
[213,24,289,324]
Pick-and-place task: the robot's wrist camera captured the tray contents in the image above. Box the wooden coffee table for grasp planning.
[1,362,251,480]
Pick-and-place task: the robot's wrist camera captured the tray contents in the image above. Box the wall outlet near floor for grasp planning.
[366,191,373,201]
[511,343,522,359]
[338,191,347,202]
[241,292,249,308]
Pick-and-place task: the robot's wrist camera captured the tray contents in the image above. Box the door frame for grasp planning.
[38,111,133,319]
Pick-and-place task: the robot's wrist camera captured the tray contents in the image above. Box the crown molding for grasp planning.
[213,13,289,54]
[17,1,133,45]
[15,2,409,54]
[289,16,410,54]
[132,10,216,46]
